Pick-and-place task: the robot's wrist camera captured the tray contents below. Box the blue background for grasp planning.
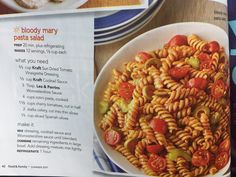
[228,0,236,174]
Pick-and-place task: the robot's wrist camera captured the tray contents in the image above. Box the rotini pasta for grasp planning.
[98,34,230,176]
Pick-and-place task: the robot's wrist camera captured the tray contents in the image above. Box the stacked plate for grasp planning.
[94,0,164,46]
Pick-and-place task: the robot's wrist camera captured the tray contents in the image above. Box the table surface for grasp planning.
[80,0,141,8]
[94,0,227,77]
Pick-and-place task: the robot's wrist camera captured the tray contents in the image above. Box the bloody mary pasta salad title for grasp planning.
[98,34,230,176]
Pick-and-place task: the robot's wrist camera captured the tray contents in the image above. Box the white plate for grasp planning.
[94,9,154,46]
[95,11,118,18]
[94,0,164,46]
[94,0,157,32]
[94,22,229,176]
[94,0,161,37]
[1,0,88,12]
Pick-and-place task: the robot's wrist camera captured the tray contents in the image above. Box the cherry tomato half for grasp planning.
[169,67,189,80]
[219,138,230,153]
[211,80,227,100]
[192,149,210,167]
[168,35,188,47]
[118,82,135,101]
[104,129,121,146]
[135,52,153,63]
[198,53,212,70]
[187,78,208,90]
[149,118,168,134]
[203,41,220,53]
[146,144,164,154]
[215,152,229,170]
[148,154,167,172]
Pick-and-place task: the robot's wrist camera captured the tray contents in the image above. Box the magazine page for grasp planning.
[94,0,230,177]
[0,0,148,17]
[228,0,235,175]
[0,13,94,176]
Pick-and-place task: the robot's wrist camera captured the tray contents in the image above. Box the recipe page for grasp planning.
[0,13,94,176]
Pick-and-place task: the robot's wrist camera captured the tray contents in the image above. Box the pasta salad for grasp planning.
[98,34,230,176]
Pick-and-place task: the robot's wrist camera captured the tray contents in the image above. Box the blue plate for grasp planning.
[95,0,159,36]
[94,0,153,31]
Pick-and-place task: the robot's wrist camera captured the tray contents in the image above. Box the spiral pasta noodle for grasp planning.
[98,34,230,176]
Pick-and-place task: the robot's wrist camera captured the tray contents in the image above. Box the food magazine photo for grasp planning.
[93,0,230,177]
[0,0,233,176]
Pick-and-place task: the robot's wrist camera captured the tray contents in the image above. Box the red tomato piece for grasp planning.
[209,152,215,164]
[192,149,210,167]
[169,67,189,79]
[146,144,164,154]
[127,139,139,154]
[198,53,212,69]
[204,41,220,53]
[168,35,188,47]
[198,52,211,61]
[148,154,167,172]
[104,129,121,146]
[135,52,153,63]
[187,78,208,90]
[211,80,227,100]
[118,82,135,101]
[200,60,212,70]
[219,138,230,153]
[215,152,229,170]
[149,118,168,134]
